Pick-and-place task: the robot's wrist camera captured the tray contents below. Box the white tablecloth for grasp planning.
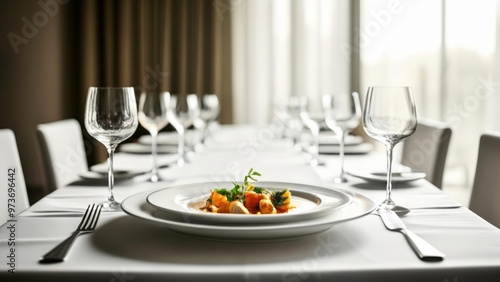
[1,125,500,281]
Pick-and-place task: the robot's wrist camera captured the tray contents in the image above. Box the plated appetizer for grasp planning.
[201,168,293,214]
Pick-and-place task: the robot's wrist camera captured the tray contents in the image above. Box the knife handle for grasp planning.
[401,228,445,261]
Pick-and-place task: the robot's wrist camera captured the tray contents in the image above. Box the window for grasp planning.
[232,0,498,203]
[360,0,497,202]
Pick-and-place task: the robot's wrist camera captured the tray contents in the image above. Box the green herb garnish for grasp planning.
[214,185,241,202]
[272,189,289,207]
[253,187,265,194]
[244,168,261,187]
[214,168,262,203]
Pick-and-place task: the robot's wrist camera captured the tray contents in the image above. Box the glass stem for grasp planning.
[151,131,159,179]
[202,123,209,144]
[106,146,116,202]
[384,143,395,206]
[339,129,347,178]
[312,129,319,165]
[178,126,185,166]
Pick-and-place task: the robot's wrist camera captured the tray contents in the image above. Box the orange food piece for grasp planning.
[244,191,263,210]
[203,188,294,215]
[210,190,230,213]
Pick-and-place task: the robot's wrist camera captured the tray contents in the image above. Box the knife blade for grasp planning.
[379,208,445,261]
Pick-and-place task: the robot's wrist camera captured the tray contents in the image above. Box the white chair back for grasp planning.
[36,119,88,191]
[0,129,30,225]
[469,133,500,228]
[401,118,452,188]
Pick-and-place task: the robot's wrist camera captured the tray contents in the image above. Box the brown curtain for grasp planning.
[75,0,233,163]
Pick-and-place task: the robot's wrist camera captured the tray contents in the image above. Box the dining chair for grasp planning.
[469,133,500,228]
[400,118,452,188]
[0,129,30,225]
[36,119,88,191]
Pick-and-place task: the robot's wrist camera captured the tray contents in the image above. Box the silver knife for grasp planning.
[379,208,445,261]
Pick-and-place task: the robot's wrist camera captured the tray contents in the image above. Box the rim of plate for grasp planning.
[121,188,376,241]
[347,170,426,183]
[146,181,352,225]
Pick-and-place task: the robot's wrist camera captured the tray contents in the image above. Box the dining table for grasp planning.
[1,124,500,281]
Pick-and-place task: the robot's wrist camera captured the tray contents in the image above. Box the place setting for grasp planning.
[77,168,148,182]
[118,142,179,154]
[120,168,377,241]
[310,87,448,261]
[76,154,177,184]
[136,92,219,152]
[137,130,202,148]
[293,93,373,160]
[317,131,364,147]
[346,169,427,184]
[360,86,445,260]
[118,92,200,164]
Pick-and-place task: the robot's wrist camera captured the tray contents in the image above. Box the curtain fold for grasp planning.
[231,0,351,125]
[75,0,232,164]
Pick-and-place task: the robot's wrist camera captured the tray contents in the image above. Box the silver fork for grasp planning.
[40,204,103,263]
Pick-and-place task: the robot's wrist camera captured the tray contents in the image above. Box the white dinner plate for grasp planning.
[347,169,426,183]
[138,130,202,145]
[317,133,364,146]
[318,143,373,155]
[146,181,352,225]
[89,153,178,173]
[78,169,145,181]
[119,143,178,154]
[121,188,376,241]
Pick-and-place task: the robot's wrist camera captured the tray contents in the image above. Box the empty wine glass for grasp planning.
[138,91,169,182]
[85,87,138,211]
[298,96,321,166]
[197,94,220,146]
[167,93,200,166]
[362,86,417,213]
[286,96,306,151]
[322,92,361,183]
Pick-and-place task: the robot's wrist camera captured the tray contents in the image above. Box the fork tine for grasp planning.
[88,205,103,230]
[77,204,94,230]
[81,204,100,230]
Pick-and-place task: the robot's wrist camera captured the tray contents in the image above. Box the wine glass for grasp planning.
[271,101,291,140]
[298,96,321,166]
[286,96,306,151]
[362,86,417,213]
[322,92,361,183]
[85,87,138,211]
[197,94,220,146]
[138,91,169,182]
[167,93,200,166]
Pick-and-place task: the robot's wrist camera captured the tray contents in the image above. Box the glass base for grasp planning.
[309,157,325,167]
[333,176,348,184]
[100,199,121,212]
[149,173,162,183]
[378,200,410,215]
[380,198,396,209]
[194,143,204,153]
[177,157,185,167]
